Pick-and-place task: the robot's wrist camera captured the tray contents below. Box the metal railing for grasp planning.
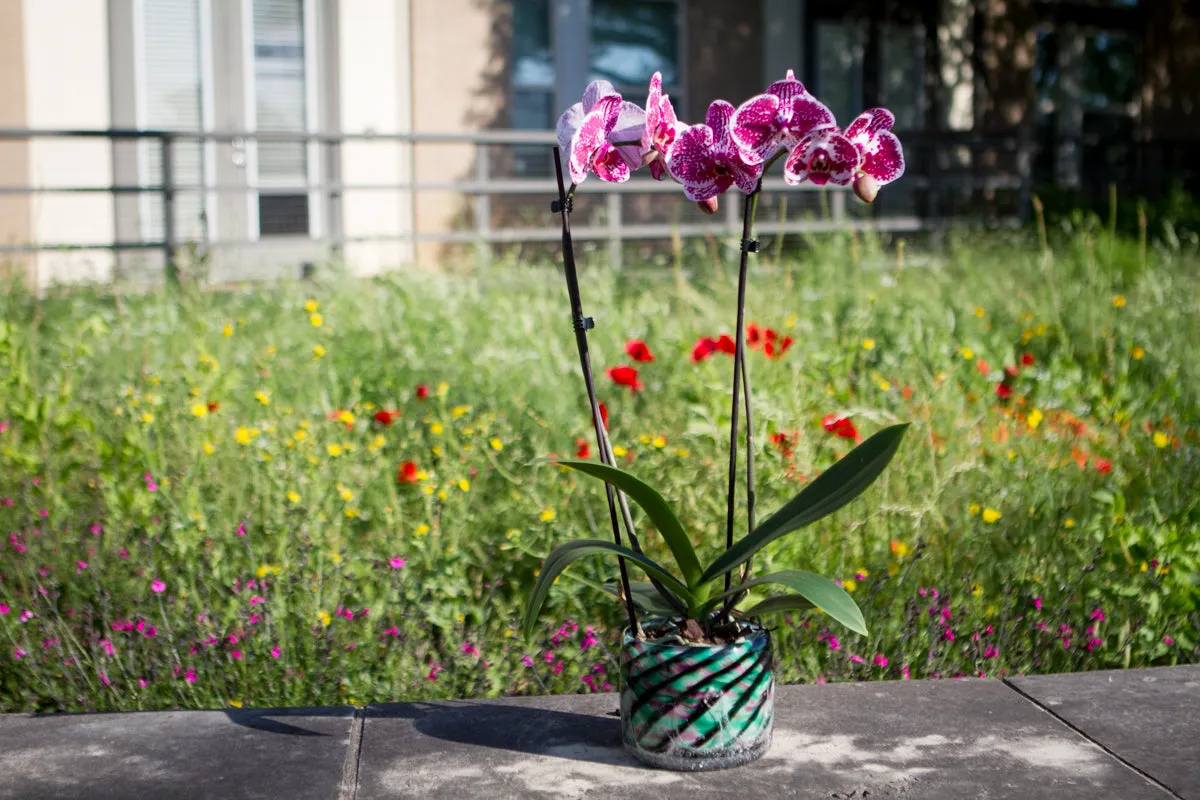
[0,128,1035,273]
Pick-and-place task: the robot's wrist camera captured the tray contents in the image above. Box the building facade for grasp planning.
[0,0,1195,287]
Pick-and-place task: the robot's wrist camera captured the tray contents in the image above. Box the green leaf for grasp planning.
[698,570,866,635]
[700,423,909,584]
[602,581,682,618]
[522,539,691,639]
[739,594,815,617]
[531,459,704,590]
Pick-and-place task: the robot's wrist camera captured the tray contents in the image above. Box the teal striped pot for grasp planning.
[619,621,775,771]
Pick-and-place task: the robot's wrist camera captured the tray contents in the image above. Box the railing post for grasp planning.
[831,188,846,226]
[160,133,178,284]
[474,144,492,267]
[606,191,622,269]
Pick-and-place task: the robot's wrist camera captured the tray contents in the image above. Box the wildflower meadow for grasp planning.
[0,217,1197,713]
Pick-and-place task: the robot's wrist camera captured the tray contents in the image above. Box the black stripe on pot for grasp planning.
[626,648,694,687]
[670,645,773,747]
[627,650,731,720]
[688,649,774,750]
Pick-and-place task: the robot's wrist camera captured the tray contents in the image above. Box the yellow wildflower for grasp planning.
[451,405,471,419]
[310,313,323,327]
[458,479,470,492]
[968,503,981,516]
[337,410,354,425]
[974,306,985,318]
[431,445,442,456]
[255,390,270,406]
[415,524,430,536]
[639,434,652,444]
[368,435,386,451]
[960,347,974,360]
[304,299,319,312]
[287,490,301,504]
[1153,432,1169,448]
[1064,518,1076,528]
[540,508,556,522]
[293,429,308,442]
[862,338,875,350]
[344,507,360,519]
[436,382,450,397]
[489,437,503,451]
[223,324,233,337]
[1111,295,1126,308]
[1027,409,1043,430]
[842,579,857,593]
[202,442,214,455]
[877,378,891,391]
[235,427,254,445]
[140,412,154,424]
[784,313,798,328]
[652,435,667,448]
[1132,346,1144,360]
[890,539,909,558]
[430,422,444,435]
[229,700,242,708]
[1140,561,1148,572]
[191,403,209,418]
[313,344,326,359]
[340,488,353,502]
[437,489,448,500]
[327,443,343,457]
[317,610,331,627]
[676,448,690,458]
[329,551,342,564]
[972,583,983,596]
[982,508,1002,524]
[422,485,435,496]
[613,445,628,457]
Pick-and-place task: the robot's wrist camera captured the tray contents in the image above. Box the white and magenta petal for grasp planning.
[861,129,905,185]
[731,94,783,165]
[705,100,736,149]
[641,72,664,153]
[782,96,837,142]
[556,103,584,161]
[731,159,764,195]
[582,79,617,113]
[665,124,717,186]
[783,129,861,187]
[593,144,632,183]
[765,69,810,105]
[568,95,621,184]
[610,100,648,169]
[845,108,896,145]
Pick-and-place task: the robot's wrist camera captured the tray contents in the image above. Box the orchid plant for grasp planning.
[526,70,909,644]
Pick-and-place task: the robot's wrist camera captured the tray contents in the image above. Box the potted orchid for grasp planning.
[524,70,909,771]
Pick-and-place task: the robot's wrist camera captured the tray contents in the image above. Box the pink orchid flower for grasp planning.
[844,108,906,202]
[784,127,861,186]
[667,100,763,203]
[731,70,836,165]
[556,79,646,185]
[640,71,685,180]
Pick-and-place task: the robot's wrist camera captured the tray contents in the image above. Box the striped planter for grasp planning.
[619,621,775,771]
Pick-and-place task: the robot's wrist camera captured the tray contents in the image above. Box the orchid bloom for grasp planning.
[731,70,836,165]
[640,71,685,180]
[667,100,763,203]
[556,80,646,185]
[783,127,861,186]
[844,108,906,203]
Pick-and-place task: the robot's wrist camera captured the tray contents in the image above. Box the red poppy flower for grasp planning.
[1094,457,1112,475]
[606,366,644,392]
[415,384,429,400]
[396,460,420,484]
[764,328,779,343]
[770,431,796,457]
[901,386,914,401]
[1004,364,1020,377]
[715,334,736,354]
[765,336,794,360]
[625,339,654,363]
[746,323,763,349]
[976,360,990,376]
[691,337,719,363]
[764,340,775,358]
[575,438,591,459]
[206,402,220,413]
[996,383,1012,399]
[1021,352,1035,367]
[374,409,401,426]
[821,414,859,440]
[598,402,609,430]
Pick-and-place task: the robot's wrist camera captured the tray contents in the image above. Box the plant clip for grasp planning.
[551,197,574,214]
[741,238,760,253]
[573,316,595,333]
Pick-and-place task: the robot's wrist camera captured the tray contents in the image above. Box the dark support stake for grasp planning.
[551,147,641,636]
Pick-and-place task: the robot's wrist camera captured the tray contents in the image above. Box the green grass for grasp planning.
[1,220,1198,712]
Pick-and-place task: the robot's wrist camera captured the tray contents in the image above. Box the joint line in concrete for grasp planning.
[338,707,365,800]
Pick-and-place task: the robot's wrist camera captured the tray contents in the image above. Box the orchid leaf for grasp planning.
[739,594,816,618]
[697,570,866,635]
[531,458,704,590]
[522,539,690,639]
[602,581,682,618]
[699,423,909,584]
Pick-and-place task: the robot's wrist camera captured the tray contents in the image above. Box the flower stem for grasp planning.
[551,146,641,636]
[721,188,760,622]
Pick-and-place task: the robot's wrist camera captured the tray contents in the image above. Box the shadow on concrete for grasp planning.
[19,704,352,739]
[366,700,640,767]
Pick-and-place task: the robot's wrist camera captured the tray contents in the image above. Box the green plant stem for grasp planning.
[721,187,760,625]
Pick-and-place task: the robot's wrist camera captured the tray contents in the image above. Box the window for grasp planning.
[879,23,924,130]
[511,0,554,175]
[253,0,309,235]
[140,0,206,243]
[814,20,864,127]
[589,0,680,108]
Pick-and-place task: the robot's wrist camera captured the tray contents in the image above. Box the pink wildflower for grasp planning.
[0,603,8,615]
[271,646,281,658]
[522,655,534,668]
[426,663,444,681]
[13,647,26,660]
[76,560,89,573]
[389,556,406,570]
[151,579,166,593]
[827,636,841,651]
[461,640,481,657]
[1164,636,1175,646]
[1091,608,1106,622]
[551,660,565,675]
[873,654,889,668]
[185,668,197,683]
[849,654,866,664]
[1032,595,1042,611]
[231,650,243,660]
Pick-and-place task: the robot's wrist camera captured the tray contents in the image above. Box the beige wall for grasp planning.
[22,0,115,287]
[410,0,506,265]
[0,0,32,284]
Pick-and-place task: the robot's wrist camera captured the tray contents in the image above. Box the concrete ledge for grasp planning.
[1,666,1196,799]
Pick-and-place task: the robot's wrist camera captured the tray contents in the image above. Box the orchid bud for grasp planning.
[697,196,719,215]
[852,173,879,204]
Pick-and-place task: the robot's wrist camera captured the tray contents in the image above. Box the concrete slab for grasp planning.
[359,679,1165,799]
[0,706,355,800]
[1009,665,1200,799]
